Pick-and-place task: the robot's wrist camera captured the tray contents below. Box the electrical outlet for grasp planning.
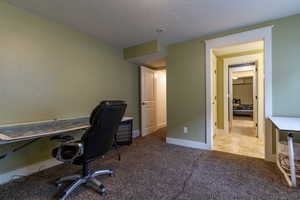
[183,127,188,134]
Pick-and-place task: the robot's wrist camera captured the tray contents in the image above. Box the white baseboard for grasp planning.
[132,129,140,138]
[0,158,61,185]
[166,137,211,150]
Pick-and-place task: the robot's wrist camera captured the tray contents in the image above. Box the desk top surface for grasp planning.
[0,116,133,144]
[270,116,300,132]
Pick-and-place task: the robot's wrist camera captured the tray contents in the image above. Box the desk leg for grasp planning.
[276,129,292,187]
[287,133,297,187]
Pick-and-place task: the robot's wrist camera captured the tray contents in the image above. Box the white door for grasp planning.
[141,66,156,136]
[155,70,167,129]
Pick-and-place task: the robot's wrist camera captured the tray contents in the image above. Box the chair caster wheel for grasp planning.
[99,185,108,196]
[100,190,107,196]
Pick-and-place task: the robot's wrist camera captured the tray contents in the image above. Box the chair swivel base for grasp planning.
[55,169,113,200]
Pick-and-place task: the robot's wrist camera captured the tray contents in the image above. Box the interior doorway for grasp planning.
[205,26,274,161]
[210,40,265,159]
[229,64,258,137]
[140,66,167,137]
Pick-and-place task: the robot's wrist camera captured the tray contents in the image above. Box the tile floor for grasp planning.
[213,116,265,159]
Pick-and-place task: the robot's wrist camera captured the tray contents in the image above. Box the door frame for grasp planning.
[205,26,274,161]
[212,53,218,136]
[223,56,261,135]
[228,65,256,134]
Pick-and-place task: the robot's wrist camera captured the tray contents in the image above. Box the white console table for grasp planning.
[270,116,300,187]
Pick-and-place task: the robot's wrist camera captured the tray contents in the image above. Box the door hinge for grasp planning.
[255,96,258,100]
[256,123,258,127]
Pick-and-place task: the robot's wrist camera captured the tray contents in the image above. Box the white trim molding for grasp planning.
[205,26,274,161]
[0,158,61,185]
[166,137,211,150]
[223,55,264,138]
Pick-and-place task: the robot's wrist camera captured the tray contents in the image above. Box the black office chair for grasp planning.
[52,101,127,200]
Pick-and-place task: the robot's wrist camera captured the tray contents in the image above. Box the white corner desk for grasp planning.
[0,116,133,145]
[270,116,300,187]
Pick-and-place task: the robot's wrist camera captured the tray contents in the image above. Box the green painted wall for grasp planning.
[167,41,206,142]
[216,50,264,129]
[123,40,159,60]
[0,2,139,174]
[167,14,300,143]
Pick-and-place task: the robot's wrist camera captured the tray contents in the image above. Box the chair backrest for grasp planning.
[83,101,127,162]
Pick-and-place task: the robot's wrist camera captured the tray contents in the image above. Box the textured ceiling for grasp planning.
[5,0,300,48]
